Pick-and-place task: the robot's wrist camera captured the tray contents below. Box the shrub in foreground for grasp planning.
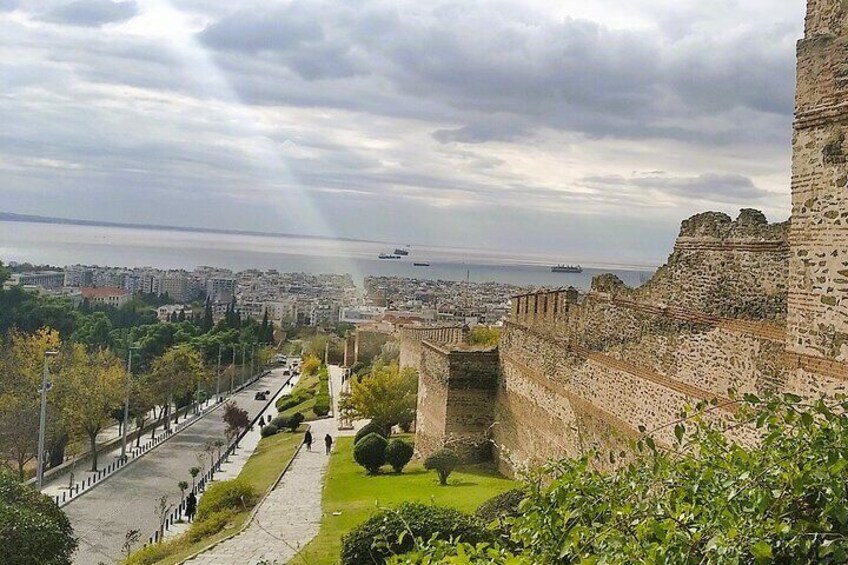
[185,509,237,543]
[384,439,414,473]
[340,503,490,565]
[312,394,331,417]
[0,470,78,565]
[423,448,460,485]
[391,394,848,563]
[353,433,387,474]
[271,415,289,429]
[195,478,257,521]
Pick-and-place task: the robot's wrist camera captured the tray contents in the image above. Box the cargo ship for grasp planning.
[379,253,401,259]
[551,264,583,273]
[413,262,430,267]
[394,248,409,256]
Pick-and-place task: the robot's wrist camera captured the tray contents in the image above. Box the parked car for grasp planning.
[254,391,267,401]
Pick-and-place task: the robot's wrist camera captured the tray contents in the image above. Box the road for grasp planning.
[66,368,291,565]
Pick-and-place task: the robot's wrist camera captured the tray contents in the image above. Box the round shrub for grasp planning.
[287,412,305,431]
[424,448,460,485]
[384,439,414,473]
[475,488,526,524]
[271,415,289,429]
[260,424,278,437]
[196,479,257,521]
[353,433,388,474]
[340,503,490,565]
[354,420,387,445]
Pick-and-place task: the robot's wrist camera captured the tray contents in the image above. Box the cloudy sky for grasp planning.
[0,0,805,265]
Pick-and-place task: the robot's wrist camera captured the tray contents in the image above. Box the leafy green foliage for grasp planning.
[424,449,460,486]
[385,439,414,473]
[0,470,78,564]
[195,479,257,521]
[401,394,848,563]
[353,433,388,474]
[466,326,501,348]
[341,361,417,429]
[286,412,305,432]
[260,424,278,437]
[340,503,490,565]
[354,420,388,444]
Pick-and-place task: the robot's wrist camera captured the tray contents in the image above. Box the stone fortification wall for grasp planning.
[354,330,393,366]
[786,0,848,400]
[415,342,499,462]
[493,209,789,475]
[399,326,465,373]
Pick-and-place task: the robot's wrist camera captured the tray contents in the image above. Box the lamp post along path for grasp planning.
[36,351,59,490]
[120,346,137,462]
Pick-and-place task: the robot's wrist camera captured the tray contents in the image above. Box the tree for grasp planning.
[301,354,321,376]
[201,300,213,333]
[424,448,460,485]
[188,466,201,489]
[286,412,304,432]
[341,362,418,429]
[0,261,9,285]
[385,439,414,473]
[353,433,388,474]
[0,328,62,479]
[177,480,188,498]
[466,326,501,347]
[0,469,78,564]
[222,401,249,447]
[59,345,127,471]
[150,345,206,432]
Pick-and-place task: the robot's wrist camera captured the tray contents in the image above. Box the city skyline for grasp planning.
[2,0,802,264]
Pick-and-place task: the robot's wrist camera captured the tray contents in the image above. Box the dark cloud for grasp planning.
[39,0,138,27]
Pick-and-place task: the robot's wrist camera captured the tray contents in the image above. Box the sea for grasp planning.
[0,220,655,290]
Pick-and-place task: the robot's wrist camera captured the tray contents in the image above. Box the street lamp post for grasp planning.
[250,344,255,378]
[229,344,235,393]
[216,343,222,402]
[241,344,247,385]
[120,345,138,462]
[36,350,59,490]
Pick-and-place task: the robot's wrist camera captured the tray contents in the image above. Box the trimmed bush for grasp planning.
[384,439,414,473]
[271,415,289,429]
[313,394,331,417]
[353,433,388,474]
[260,424,278,437]
[475,487,526,524]
[286,412,305,432]
[354,420,387,445]
[340,503,490,565]
[424,448,460,485]
[196,479,257,521]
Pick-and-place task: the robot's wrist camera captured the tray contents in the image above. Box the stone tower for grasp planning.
[788,0,848,388]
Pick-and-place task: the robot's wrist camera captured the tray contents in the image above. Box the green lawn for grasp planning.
[125,428,304,565]
[278,373,320,419]
[291,436,518,565]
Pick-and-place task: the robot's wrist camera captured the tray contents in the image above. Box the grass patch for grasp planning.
[277,373,320,419]
[291,435,518,565]
[123,429,303,565]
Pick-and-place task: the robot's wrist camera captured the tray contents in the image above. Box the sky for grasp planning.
[0,0,806,265]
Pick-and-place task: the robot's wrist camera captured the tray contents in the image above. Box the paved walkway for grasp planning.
[66,368,291,565]
[186,366,357,565]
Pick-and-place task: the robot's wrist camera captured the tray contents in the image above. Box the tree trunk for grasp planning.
[165,400,172,431]
[49,433,68,468]
[89,432,98,472]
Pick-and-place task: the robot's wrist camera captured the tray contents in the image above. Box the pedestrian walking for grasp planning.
[304,430,313,452]
[185,492,197,523]
[324,433,333,455]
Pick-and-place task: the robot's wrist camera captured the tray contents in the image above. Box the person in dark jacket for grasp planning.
[304,430,313,452]
[185,492,197,522]
[324,434,333,455]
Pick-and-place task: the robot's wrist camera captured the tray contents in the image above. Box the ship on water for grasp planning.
[413,262,430,267]
[379,253,402,259]
[394,248,409,256]
[551,264,583,273]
